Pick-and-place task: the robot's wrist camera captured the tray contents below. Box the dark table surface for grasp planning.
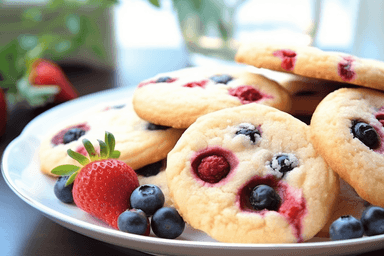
[0,50,383,256]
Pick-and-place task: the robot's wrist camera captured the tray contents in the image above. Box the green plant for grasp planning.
[0,0,118,107]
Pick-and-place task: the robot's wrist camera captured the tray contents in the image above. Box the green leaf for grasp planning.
[0,39,26,90]
[66,170,79,186]
[67,149,90,166]
[82,139,98,161]
[98,140,109,159]
[148,0,161,7]
[110,151,120,159]
[105,131,116,154]
[51,164,80,176]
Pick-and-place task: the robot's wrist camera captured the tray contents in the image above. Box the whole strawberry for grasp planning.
[51,132,139,228]
[29,59,79,103]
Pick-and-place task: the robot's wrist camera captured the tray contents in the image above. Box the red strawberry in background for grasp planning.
[51,132,139,228]
[28,59,79,103]
[0,88,7,136]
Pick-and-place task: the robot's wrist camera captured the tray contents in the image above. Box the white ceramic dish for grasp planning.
[2,87,384,256]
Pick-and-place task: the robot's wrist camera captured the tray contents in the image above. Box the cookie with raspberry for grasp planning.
[132,66,292,129]
[235,42,384,91]
[310,87,384,208]
[39,99,184,177]
[166,103,339,243]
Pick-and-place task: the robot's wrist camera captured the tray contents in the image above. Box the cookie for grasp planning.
[39,99,184,177]
[310,87,384,208]
[166,103,339,243]
[279,74,349,116]
[235,42,384,91]
[132,66,292,129]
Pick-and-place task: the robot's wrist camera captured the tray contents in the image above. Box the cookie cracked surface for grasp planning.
[166,103,339,243]
[310,87,384,208]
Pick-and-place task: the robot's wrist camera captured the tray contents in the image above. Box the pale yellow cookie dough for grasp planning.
[133,66,291,129]
[310,87,384,208]
[167,103,339,243]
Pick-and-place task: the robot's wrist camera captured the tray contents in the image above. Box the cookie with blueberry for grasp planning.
[310,87,384,208]
[39,99,184,178]
[166,103,339,243]
[132,66,292,129]
[235,42,384,91]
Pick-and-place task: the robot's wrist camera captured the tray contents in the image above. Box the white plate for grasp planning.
[2,87,384,256]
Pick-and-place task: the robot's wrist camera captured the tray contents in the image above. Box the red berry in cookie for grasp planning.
[197,155,230,183]
[51,132,139,229]
[338,56,356,82]
[191,147,238,185]
[229,85,271,104]
[273,49,297,71]
[182,80,208,88]
[351,120,380,149]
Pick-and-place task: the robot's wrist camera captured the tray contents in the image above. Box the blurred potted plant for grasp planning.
[0,0,117,109]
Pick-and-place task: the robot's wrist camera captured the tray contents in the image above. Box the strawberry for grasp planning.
[0,88,7,136]
[51,132,139,228]
[28,59,79,103]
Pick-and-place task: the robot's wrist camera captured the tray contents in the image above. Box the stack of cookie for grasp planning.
[40,41,384,243]
[235,42,384,236]
[131,63,340,242]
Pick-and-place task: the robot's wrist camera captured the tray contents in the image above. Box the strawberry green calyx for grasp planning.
[51,131,121,186]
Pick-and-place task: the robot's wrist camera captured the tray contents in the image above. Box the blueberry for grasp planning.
[249,185,281,211]
[130,184,165,216]
[118,209,149,235]
[210,74,233,84]
[270,154,298,177]
[156,76,173,83]
[146,122,170,131]
[351,121,379,149]
[63,128,86,144]
[112,104,125,109]
[235,124,260,143]
[360,206,384,236]
[135,161,163,177]
[151,207,185,239]
[329,215,364,240]
[54,176,74,204]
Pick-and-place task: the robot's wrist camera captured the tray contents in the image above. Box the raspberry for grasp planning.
[273,49,297,71]
[338,56,356,82]
[228,85,265,104]
[197,155,230,183]
[182,80,208,88]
